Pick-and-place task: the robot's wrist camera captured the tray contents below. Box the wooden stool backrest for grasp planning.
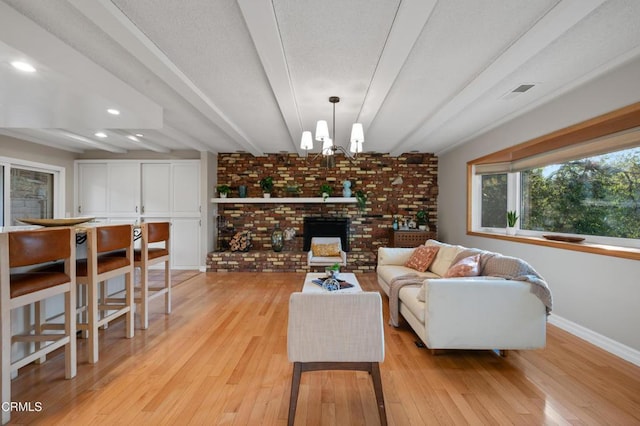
[8,228,72,267]
[145,222,170,244]
[96,225,132,253]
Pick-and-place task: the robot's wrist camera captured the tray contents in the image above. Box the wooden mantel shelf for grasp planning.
[211,197,357,204]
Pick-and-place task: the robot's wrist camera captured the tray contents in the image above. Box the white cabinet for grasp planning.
[141,163,171,215]
[171,218,201,269]
[108,163,140,216]
[77,163,108,216]
[75,159,203,270]
[171,163,200,215]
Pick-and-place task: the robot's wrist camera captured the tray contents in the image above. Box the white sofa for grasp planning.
[377,240,548,352]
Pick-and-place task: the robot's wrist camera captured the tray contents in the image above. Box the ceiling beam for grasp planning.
[356,0,437,133]
[68,0,263,156]
[0,129,85,153]
[51,130,128,153]
[237,0,302,154]
[390,0,607,156]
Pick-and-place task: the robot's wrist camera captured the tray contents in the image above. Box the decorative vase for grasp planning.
[263,193,271,198]
[342,180,352,197]
[220,193,227,198]
[271,224,284,252]
[506,226,517,236]
[238,185,247,198]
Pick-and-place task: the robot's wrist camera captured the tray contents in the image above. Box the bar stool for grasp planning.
[76,224,134,364]
[1,228,76,425]
[134,222,171,329]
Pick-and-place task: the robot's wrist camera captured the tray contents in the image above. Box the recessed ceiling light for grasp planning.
[135,133,143,137]
[127,135,139,142]
[94,132,107,138]
[107,108,120,115]
[11,61,36,73]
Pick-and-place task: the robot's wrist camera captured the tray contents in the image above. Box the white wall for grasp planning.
[438,56,640,358]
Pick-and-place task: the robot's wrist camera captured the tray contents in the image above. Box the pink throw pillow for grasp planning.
[405,246,440,272]
[444,254,481,278]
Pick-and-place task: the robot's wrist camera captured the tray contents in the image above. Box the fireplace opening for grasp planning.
[303,217,350,252]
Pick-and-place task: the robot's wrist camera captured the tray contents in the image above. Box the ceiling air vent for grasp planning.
[500,83,538,100]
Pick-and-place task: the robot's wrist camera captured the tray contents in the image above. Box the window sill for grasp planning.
[467,231,640,261]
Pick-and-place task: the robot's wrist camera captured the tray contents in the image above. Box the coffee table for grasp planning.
[302,272,362,293]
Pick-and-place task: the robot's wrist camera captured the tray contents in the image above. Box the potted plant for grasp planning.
[416,209,429,230]
[355,190,367,212]
[325,262,340,278]
[216,184,231,198]
[506,210,519,236]
[259,176,274,198]
[320,183,333,201]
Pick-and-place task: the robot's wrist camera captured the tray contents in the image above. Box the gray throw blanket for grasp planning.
[478,252,553,315]
[388,274,425,327]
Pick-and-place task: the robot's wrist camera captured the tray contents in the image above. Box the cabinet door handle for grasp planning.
[135,206,138,213]
[78,206,81,213]
[141,206,145,213]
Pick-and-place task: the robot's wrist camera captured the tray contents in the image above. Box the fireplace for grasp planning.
[303,217,350,252]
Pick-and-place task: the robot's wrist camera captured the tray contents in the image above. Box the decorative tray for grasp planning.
[18,217,95,227]
[542,234,585,243]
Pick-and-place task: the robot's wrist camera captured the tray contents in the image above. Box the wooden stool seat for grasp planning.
[133,247,169,261]
[8,271,72,298]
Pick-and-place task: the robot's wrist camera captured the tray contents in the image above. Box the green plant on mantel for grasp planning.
[355,190,367,212]
[259,176,274,194]
[216,184,231,195]
[320,183,333,200]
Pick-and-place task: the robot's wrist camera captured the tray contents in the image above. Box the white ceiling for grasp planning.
[1,0,639,156]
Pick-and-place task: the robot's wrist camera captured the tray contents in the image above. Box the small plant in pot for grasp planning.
[325,262,340,278]
[320,183,333,201]
[216,184,231,198]
[416,209,429,230]
[259,176,274,198]
[506,210,519,236]
[355,190,367,212]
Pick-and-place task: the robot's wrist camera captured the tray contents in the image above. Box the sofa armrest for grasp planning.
[377,247,415,266]
[423,278,547,349]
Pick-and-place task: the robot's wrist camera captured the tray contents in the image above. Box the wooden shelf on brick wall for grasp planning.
[211,197,357,204]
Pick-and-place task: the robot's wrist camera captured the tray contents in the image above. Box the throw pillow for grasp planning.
[404,245,440,272]
[444,254,481,278]
[312,243,340,257]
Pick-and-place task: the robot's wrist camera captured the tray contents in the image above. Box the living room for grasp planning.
[1,1,640,424]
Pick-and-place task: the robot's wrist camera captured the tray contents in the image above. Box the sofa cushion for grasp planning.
[404,245,439,272]
[377,265,437,286]
[398,286,424,324]
[377,247,415,266]
[424,240,463,276]
[444,254,481,278]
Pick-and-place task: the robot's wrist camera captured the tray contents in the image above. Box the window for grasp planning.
[10,168,55,226]
[468,102,640,257]
[0,158,64,226]
[481,174,507,228]
[520,147,640,239]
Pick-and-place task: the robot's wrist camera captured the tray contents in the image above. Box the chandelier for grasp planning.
[300,96,364,167]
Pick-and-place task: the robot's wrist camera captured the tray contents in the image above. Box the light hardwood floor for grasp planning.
[7,272,640,425]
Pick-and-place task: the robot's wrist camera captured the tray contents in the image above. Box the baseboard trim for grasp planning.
[549,314,640,367]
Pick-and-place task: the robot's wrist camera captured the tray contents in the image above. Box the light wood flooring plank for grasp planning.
[6,272,640,425]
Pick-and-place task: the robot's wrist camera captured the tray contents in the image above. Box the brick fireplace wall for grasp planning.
[207,152,438,272]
